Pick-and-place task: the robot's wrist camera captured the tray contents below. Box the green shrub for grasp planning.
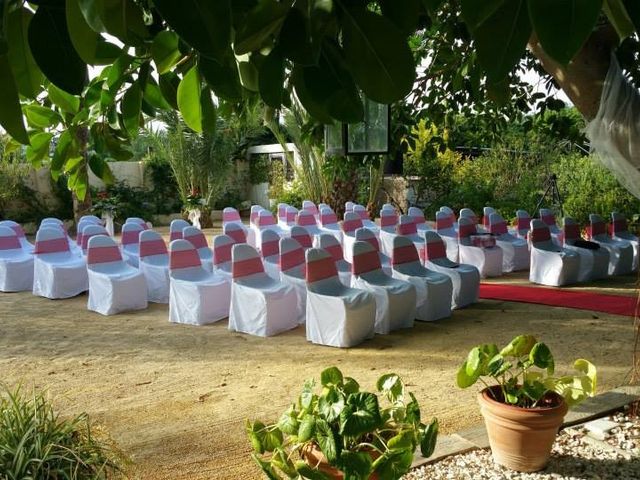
[0,385,124,479]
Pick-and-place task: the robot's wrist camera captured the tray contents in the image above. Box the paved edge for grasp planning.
[410,385,640,469]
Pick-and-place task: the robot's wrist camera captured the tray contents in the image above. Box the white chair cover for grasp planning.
[459,208,479,226]
[169,219,190,242]
[355,227,392,276]
[223,222,247,244]
[86,235,147,315]
[488,213,529,272]
[317,233,352,287]
[424,231,479,309]
[33,227,88,299]
[305,248,376,348]
[169,239,231,325]
[125,217,149,230]
[223,207,255,247]
[252,210,287,247]
[439,206,458,230]
[228,243,299,337]
[381,203,396,212]
[408,206,432,232]
[515,210,532,239]
[353,204,380,234]
[0,226,33,292]
[351,240,415,334]
[139,230,170,303]
[562,217,610,282]
[458,217,503,278]
[260,229,281,280]
[80,224,108,255]
[302,200,319,219]
[588,214,634,275]
[436,210,459,262]
[121,222,143,268]
[277,203,290,228]
[42,220,81,256]
[79,215,103,225]
[378,209,400,257]
[318,207,343,243]
[529,220,580,286]
[279,237,307,324]
[183,226,214,272]
[212,234,235,282]
[76,220,95,249]
[296,210,323,239]
[391,236,452,322]
[345,201,355,213]
[0,220,34,253]
[342,212,363,264]
[540,208,563,246]
[482,207,496,230]
[611,212,639,271]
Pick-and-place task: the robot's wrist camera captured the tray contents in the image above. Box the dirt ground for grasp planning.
[0,228,637,479]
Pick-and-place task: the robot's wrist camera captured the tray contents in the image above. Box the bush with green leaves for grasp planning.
[247,367,438,480]
[456,335,597,408]
[0,385,123,479]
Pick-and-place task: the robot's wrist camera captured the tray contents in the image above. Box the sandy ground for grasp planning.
[1,227,638,479]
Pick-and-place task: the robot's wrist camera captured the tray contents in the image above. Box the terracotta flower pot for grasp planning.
[301,443,380,480]
[478,385,568,472]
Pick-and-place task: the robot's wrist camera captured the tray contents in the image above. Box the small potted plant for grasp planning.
[247,366,438,479]
[456,334,597,472]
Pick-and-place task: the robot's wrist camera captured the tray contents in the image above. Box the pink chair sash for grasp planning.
[412,214,426,226]
[342,219,362,233]
[214,243,233,265]
[0,236,21,250]
[233,257,264,278]
[76,232,83,246]
[425,241,447,260]
[121,229,141,245]
[490,221,508,235]
[306,257,337,283]
[261,240,279,258]
[516,216,531,231]
[250,211,260,224]
[436,216,454,230]
[278,206,287,221]
[353,250,381,275]
[356,209,369,221]
[392,244,419,265]
[397,222,417,235]
[541,214,556,226]
[563,224,581,241]
[286,210,297,223]
[34,237,69,254]
[292,233,312,249]
[589,221,606,237]
[380,214,398,228]
[223,210,241,223]
[87,245,122,264]
[170,249,201,270]
[482,216,490,228]
[320,212,338,226]
[258,215,276,227]
[325,244,343,261]
[140,239,167,257]
[280,248,304,271]
[530,227,551,243]
[82,232,106,251]
[226,229,246,243]
[611,219,627,235]
[458,223,476,239]
[185,233,208,250]
[303,205,319,216]
[169,231,182,241]
[297,214,317,227]
[9,225,26,238]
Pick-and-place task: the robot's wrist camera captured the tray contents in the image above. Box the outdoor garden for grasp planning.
[2,1,640,479]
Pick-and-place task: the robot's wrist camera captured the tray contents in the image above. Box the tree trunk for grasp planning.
[528,25,618,120]
[72,126,92,223]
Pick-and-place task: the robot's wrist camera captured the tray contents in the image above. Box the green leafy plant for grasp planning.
[0,384,124,479]
[456,335,597,408]
[247,367,438,479]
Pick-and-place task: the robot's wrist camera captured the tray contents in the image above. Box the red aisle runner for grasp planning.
[479,283,637,317]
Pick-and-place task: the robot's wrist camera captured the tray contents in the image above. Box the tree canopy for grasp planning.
[1,0,639,199]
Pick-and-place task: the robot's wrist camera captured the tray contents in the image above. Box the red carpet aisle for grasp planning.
[479,283,637,317]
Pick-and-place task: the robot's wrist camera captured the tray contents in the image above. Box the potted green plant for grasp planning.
[247,366,438,479]
[456,334,597,472]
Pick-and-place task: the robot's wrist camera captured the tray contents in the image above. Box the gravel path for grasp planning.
[405,408,640,480]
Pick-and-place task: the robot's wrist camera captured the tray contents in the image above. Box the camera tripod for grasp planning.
[534,174,563,217]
